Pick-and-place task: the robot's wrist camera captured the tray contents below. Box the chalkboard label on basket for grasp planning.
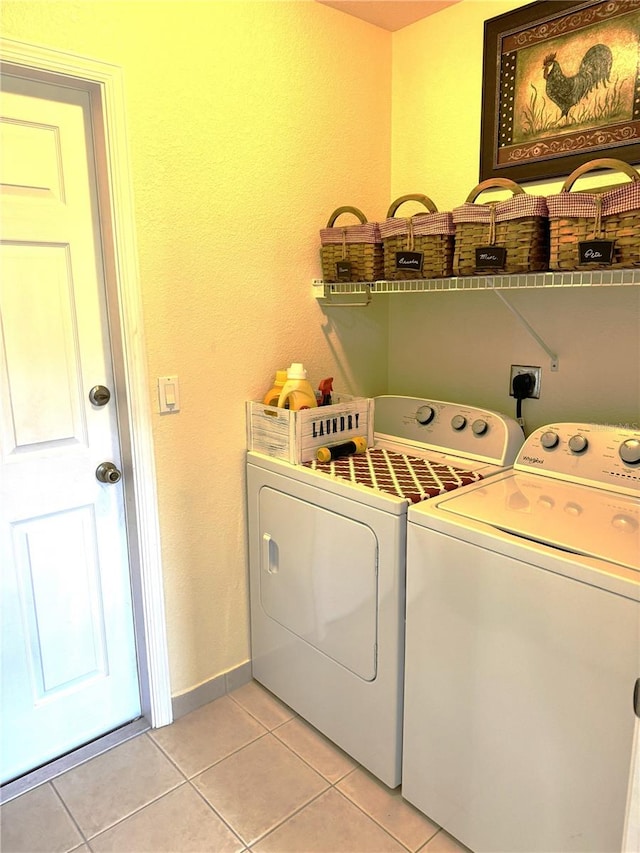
[476,247,507,269]
[395,251,423,273]
[336,260,352,279]
[578,240,615,265]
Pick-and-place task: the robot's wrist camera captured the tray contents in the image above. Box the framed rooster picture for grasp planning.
[480,0,640,182]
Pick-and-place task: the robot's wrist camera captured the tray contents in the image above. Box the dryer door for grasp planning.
[258,486,378,680]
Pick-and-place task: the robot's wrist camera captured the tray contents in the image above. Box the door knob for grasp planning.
[96,462,122,484]
[89,385,111,407]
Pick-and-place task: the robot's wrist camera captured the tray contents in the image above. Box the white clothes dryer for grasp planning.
[247,395,524,788]
[403,422,640,852]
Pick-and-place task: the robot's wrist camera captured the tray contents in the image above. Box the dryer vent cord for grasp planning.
[512,372,536,428]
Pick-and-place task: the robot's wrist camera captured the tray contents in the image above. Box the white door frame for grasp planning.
[0,37,172,730]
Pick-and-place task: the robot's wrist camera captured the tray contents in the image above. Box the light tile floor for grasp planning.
[0,680,472,853]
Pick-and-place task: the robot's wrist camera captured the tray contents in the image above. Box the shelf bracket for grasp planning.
[493,289,559,371]
[312,280,371,307]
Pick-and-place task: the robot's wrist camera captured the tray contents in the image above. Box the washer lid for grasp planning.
[436,472,640,571]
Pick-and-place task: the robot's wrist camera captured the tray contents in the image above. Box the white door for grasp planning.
[0,76,141,784]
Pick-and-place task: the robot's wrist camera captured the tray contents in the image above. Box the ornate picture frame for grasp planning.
[480,0,640,182]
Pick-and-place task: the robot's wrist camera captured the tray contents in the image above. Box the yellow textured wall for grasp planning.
[0,0,392,695]
[390,0,640,432]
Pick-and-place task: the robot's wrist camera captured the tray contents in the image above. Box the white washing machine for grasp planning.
[403,422,640,852]
[247,395,524,788]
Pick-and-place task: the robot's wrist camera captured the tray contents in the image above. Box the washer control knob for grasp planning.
[564,501,583,516]
[471,419,488,436]
[540,431,560,449]
[451,415,467,431]
[416,405,435,426]
[568,434,589,454]
[612,513,638,533]
[619,438,640,465]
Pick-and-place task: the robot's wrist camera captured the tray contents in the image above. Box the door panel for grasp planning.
[12,508,108,698]
[0,76,140,784]
[1,244,83,449]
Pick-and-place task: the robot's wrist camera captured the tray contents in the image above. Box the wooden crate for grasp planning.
[247,395,374,464]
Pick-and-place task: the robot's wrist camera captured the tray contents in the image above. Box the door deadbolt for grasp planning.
[96,461,122,484]
[89,385,111,407]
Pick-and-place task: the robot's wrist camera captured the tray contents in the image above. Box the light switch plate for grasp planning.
[158,375,180,413]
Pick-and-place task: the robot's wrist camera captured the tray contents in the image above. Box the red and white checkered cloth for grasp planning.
[320,222,381,245]
[379,212,455,238]
[304,447,483,503]
[547,181,640,219]
[453,193,548,224]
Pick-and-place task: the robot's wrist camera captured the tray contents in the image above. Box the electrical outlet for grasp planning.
[510,365,541,399]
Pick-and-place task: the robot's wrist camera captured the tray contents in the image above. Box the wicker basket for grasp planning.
[547,158,640,271]
[452,178,549,276]
[379,194,455,280]
[319,206,383,283]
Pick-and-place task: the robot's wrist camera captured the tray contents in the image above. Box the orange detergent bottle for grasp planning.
[263,370,288,406]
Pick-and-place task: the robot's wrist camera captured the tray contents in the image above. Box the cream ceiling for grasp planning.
[315,0,461,32]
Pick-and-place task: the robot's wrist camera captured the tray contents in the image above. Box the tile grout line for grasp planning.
[330,786,416,853]
[78,779,187,847]
[64,733,186,846]
[185,728,330,849]
[226,693,423,851]
[185,776,247,849]
[226,690,299,732]
[150,725,273,782]
[253,727,439,852]
[244,783,334,849]
[48,779,90,850]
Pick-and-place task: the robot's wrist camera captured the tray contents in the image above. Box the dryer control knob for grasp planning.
[471,419,488,436]
[619,438,640,465]
[416,405,435,425]
[540,431,559,449]
[568,434,589,454]
[451,415,467,431]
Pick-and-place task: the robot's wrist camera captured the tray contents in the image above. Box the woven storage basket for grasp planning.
[319,206,383,283]
[547,158,640,271]
[379,194,455,280]
[452,178,549,276]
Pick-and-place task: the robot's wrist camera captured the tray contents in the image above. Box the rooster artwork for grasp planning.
[542,44,613,122]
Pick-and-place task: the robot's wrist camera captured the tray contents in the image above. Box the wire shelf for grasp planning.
[313,269,640,299]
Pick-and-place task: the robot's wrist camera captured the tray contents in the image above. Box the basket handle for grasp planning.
[386,194,438,218]
[561,158,640,192]
[465,178,524,204]
[326,206,368,227]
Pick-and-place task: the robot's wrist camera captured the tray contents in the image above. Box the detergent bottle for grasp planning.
[277,363,317,411]
[263,369,288,406]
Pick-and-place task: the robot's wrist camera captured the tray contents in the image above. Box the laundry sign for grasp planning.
[311,412,361,438]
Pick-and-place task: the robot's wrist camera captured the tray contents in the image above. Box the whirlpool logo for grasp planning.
[522,455,545,465]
